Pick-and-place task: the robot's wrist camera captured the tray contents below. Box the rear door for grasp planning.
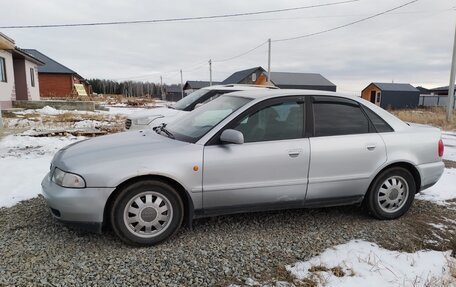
[202,96,310,213]
[305,96,387,206]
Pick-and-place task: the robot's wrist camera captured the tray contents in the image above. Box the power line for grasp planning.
[213,40,268,63]
[111,60,208,81]
[0,0,359,29]
[273,0,419,42]
[99,0,423,83]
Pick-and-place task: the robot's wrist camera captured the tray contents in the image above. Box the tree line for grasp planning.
[87,79,181,98]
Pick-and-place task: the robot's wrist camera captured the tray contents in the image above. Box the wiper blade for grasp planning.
[154,123,175,139]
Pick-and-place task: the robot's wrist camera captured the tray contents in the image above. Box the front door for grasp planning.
[370,91,376,103]
[202,97,310,213]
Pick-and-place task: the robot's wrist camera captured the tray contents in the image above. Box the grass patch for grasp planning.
[41,112,114,123]
[308,265,347,277]
[391,107,456,131]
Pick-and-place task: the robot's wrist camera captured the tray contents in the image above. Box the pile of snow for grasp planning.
[103,107,147,115]
[287,240,455,287]
[442,132,456,162]
[3,118,37,128]
[73,120,104,129]
[36,106,62,115]
[417,168,456,204]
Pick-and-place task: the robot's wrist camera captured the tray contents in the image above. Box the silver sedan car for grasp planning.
[42,90,445,245]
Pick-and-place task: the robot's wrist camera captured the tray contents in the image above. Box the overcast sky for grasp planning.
[1,0,455,94]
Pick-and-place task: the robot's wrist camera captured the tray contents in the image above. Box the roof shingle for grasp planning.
[23,49,78,75]
[270,72,335,88]
[372,82,419,92]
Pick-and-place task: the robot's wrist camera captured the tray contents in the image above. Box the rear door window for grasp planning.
[362,106,394,132]
[313,97,370,137]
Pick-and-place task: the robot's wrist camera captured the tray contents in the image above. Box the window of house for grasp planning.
[30,68,35,87]
[313,97,369,137]
[233,100,305,143]
[0,57,7,82]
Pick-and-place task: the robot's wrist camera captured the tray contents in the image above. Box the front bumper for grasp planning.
[416,161,445,191]
[41,173,115,232]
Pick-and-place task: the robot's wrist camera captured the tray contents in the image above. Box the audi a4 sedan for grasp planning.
[42,90,444,245]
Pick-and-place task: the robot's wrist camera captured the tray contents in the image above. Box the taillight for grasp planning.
[438,139,444,157]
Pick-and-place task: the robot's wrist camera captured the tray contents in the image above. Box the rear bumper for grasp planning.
[41,173,115,231]
[416,161,445,191]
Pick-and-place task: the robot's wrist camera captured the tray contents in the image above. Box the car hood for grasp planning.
[127,107,185,120]
[52,130,187,172]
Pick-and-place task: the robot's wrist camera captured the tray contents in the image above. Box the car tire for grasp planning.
[365,167,416,220]
[110,180,184,246]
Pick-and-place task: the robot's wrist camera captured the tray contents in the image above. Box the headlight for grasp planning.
[52,168,86,188]
[134,116,158,125]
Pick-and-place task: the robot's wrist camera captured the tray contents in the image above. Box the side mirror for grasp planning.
[194,103,204,109]
[220,129,244,144]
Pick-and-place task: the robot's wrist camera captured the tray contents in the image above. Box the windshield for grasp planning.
[166,95,252,143]
[172,89,210,110]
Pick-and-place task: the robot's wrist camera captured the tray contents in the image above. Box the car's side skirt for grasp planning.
[194,195,364,218]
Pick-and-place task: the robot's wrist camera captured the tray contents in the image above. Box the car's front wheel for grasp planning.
[366,167,416,220]
[110,180,184,246]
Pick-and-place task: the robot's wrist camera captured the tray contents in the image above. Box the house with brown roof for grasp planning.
[0,33,44,108]
[23,49,90,97]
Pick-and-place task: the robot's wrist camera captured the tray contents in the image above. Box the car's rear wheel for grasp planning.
[366,167,416,220]
[110,180,184,246]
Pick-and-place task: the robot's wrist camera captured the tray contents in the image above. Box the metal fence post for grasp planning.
[0,105,3,129]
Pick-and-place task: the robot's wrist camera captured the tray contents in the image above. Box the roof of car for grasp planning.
[201,84,277,91]
[225,89,342,99]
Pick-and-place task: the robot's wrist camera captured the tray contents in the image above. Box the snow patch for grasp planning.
[287,240,455,287]
[0,135,85,207]
[442,131,456,162]
[37,106,62,115]
[73,120,103,129]
[0,134,85,159]
[0,157,52,208]
[416,168,456,204]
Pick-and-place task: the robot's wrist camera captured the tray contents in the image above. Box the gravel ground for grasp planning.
[0,194,455,286]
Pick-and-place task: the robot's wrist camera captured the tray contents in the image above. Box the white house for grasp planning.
[0,32,43,108]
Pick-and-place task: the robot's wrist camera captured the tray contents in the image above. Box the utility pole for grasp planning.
[209,59,212,86]
[160,75,165,101]
[267,38,272,85]
[447,23,456,121]
[180,69,184,99]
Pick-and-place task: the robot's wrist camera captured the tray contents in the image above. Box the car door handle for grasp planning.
[366,144,376,151]
[288,149,302,158]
